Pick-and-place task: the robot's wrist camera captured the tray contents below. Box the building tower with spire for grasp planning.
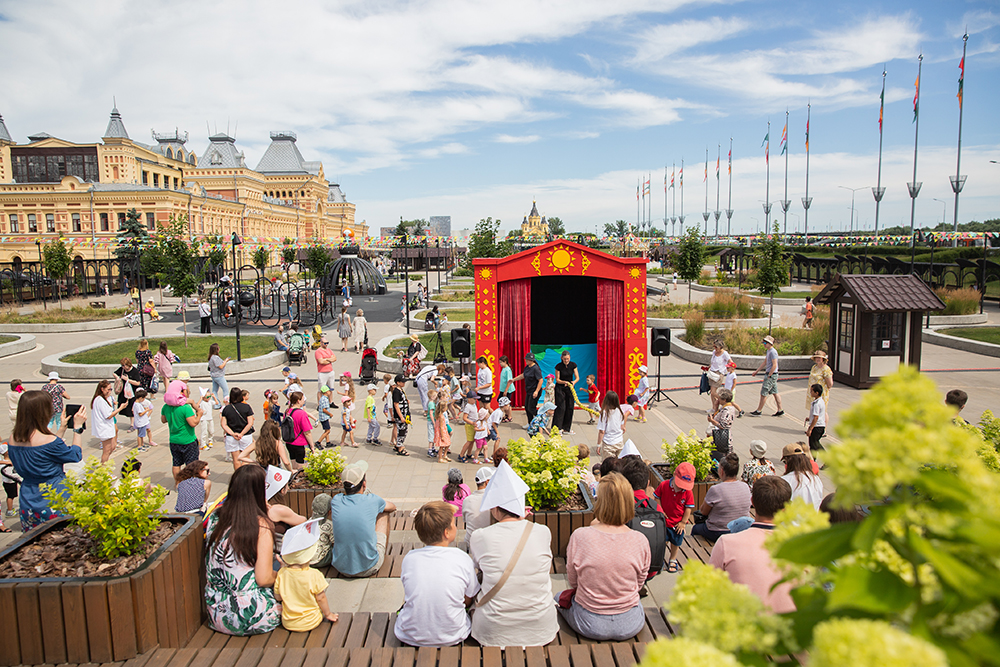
[521,200,547,236]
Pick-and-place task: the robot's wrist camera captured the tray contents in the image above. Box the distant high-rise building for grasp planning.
[429,215,451,237]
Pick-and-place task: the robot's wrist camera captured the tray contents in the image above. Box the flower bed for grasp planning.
[684,308,829,356]
[273,448,347,515]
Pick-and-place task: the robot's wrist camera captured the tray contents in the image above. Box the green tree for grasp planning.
[603,220,629,238]
[281,238,297,266]
[42,236,73,310]
[463,217,512,271]
[114,208,148,263]
[395,218,427,236]
[305,241,331,278]
[154,215,201,346]
[547,216,565,236]
[204,234,228,273]
[673,225,706,303]
[252,246,269,272]
[752,221,791,332]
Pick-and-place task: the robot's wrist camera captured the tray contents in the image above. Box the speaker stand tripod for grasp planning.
[649,356,677,407]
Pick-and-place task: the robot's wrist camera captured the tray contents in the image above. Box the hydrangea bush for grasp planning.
[303,447,346,487]
[43,456,168,559]
[639,366,1000,667]
[507,428,580,509]
[661,430,715,482]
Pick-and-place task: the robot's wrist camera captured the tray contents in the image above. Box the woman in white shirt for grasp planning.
[91,379,126,463]
[780,447,825,509]
[596,391,626,459]
[707,340,732,411]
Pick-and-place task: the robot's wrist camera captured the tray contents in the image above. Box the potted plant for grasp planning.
[651,430,719,508]
[276,447,347,515]
[0,457,203,666]
[507,428,594,557]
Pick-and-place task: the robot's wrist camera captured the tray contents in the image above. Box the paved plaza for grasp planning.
[2,278,999,612]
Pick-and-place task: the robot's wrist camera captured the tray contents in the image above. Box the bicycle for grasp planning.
[124,309,140,328]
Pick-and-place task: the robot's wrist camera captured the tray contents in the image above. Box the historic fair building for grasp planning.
[0,107,365,263]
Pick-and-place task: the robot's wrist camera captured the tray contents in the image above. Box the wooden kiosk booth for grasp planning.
[814,273,944,389]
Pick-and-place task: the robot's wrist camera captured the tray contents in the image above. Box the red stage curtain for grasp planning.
[499,278,531,407]
[597,279,625,401]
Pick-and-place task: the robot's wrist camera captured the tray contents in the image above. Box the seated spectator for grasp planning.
[618,455,652,503]
[558,473,649,641]
[741,440,776,488]
[945,388,968,424]
[469,461,558,647]
[780,444,825,509]
[819,492,863,524]
[599,456,619,479]
[308,493,335,568]
[175,460,211,514]
[273,323,289,352]
[709,475,795,612]
[461,467,493,548]
[692,453,751,543]
[328,461,396,577]
[394,501,480,646]
[442,467,471,516]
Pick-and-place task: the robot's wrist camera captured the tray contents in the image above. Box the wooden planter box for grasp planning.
[0,514,203,666]
[649,463,718,509]
[274,486,343,516]
[525,481,595,558]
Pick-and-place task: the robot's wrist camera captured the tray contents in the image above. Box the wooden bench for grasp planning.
[90,300,107,308]
[314,543,568,579]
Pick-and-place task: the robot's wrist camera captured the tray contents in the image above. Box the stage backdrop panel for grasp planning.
[531,344,595,405]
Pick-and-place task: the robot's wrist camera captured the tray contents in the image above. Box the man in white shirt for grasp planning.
[462,466,493,549]
[395,501,480,647]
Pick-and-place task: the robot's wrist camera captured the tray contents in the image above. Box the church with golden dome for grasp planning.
[520,200,548,236]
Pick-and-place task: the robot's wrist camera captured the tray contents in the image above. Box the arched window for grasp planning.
[165,148,173,159]
[176,149,184,161]
[188,154,196,165]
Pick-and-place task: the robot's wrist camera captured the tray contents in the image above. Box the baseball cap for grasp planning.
[282,366,291,373]
[498,396,510,407]
[726,360,737,368]
[672,462,696,491]
[320,385,330,393]
[367,384,377,391]
[749,440,767,458]
[394,374,405,384]
[781,443,804,458]
[288,373,298,380]
[342,460,369,490]
[475,466,495,484]
[466,389,478,399]
[177,371,191,381]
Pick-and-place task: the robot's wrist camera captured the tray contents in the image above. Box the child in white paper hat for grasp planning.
[275,519,339,632]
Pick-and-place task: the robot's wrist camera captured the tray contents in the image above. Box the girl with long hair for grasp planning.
[153,340,175,388]
[434,393,451,463]
[92,379,126,463]
[780,445,824,509]
[238,421,291,470]
[442,467,471,515]
[207,342,231,404]
[596,391,626,459]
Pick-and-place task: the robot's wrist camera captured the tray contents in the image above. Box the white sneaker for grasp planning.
[224,453,232,462]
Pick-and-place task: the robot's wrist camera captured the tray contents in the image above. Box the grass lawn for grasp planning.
[416,308,474,321]
[432,290,475,302]
[61,336,276,365]
[762,291,818,299]
[0,335,16,345]
[0,306,128,324]
[385,331,475,362]
[940,327,1000,346]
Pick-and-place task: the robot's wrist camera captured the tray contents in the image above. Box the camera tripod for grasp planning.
[649,356,678,407]
[430,328,447,364]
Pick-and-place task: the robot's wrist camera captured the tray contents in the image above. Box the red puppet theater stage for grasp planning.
[473,240,648,409]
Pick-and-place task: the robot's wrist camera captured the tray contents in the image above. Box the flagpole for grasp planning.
[873,69,886,239]
[703,148,710,238]
[908,54,924,275]
[763,120,771,234]
[803,104,812,244]
[679,158,685,231]
[781,109,790,243]
[637,177,640,233]
[671,163,677,237]
[951,32,969,248]
[726,138,733,238]
[664,167,668,240]
[714,144,721,239]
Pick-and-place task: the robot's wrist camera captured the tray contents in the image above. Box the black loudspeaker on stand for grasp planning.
[450,328,472,375]
[649,327,677,407]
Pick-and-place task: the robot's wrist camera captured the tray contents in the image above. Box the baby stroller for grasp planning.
[359,347,378,382]
[287,332,306,366]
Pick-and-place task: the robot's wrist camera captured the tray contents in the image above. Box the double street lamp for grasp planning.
[232,232,243,361]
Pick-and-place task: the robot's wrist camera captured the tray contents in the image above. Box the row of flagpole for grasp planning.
[637,34,971,248]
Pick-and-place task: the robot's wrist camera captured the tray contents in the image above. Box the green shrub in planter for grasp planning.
[507,428,580,509]
[661,430,715,482]
[304,447,346,486]
[43,455,168,559]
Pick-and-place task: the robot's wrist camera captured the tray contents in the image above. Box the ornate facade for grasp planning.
[520,200,547,236]
[0,108,366,263]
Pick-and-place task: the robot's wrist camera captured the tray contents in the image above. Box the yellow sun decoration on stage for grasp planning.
[629,267,641,279]
[547,248,575,274]
[479,268,492,280]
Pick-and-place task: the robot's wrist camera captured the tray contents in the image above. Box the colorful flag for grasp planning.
[728,148,732,174]
[670,171,675,188]
[664,170,668,192]
[636,183,640,201]
[762,132,769,164]
[643,177,650,196]
[704,161,707,182]
[913,74,920,122]
[958,55,964,108]
[679,168,683,185]
[879,87,884,133]
[716,155,720,178]
[805,117,810,151]
[780,122,787,155]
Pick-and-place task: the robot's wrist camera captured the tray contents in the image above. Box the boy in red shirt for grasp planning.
[653,462,696,573]
[585,375,600,425]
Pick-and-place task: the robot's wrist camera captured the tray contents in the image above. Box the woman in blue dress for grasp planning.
[7,390,86,532]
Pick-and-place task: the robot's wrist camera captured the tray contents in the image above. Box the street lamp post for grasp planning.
[232,232,243,361]
[837,186,866,235]
[134,240,145,338]
[34,240,47,310]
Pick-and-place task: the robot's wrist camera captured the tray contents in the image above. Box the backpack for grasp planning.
[628,497,667,577]
[280,408,302,443]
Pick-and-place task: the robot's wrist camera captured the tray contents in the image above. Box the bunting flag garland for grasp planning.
[958,55,965,108]
[913,74,920,122]
[780,121,788,155]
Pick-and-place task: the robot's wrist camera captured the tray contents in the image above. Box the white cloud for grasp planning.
[633,17,749,61]
[494,134,541,144]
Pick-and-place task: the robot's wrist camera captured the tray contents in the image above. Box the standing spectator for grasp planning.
[92,380,125,463]
[414,363,440,415]
[42,372,70,431]
[337,307,352,352]
[584,375,600,425]
[221,387,255,471]
[805,383,827,451]
[741,440,776,488]
[390,375,411,456]
[709,476,795,612]
[238,421,292,470]
[750,335,784,417]
[508,353,543,424]
[462,466,493,547]
[199,297,212,334]
[283,391,315,470]
[6,378,24,421]
[653,462,697,574]
[558,472,649,640]
[632,365,650,422]
[7,391,85,531]
[328,461,397,577]
[314,337,336,406]
[353,309,368,352]
[135,339,154,392]
[807,351,833,410]
[780,444,825,509]
[363,384,381,446]
[498,356,514,422]
[0,441,23,521]
[705,340,732,411]
[114,358,142,430]
[596,391,627,459]
[153,341,175,390]
[552,351,579,434]
[395,501,480,646]
[208,343,231,405]
[803,296,814,329]
[161,380,203,484]
[692,453,752,543]
[945,389,969,425]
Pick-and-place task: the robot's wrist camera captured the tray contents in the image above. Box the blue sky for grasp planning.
[0,0,997,236]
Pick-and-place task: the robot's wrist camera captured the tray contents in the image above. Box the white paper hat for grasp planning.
[265,465,292,501]
[619,439,641,458]
[280,518,322,559]
[477,459,530,517]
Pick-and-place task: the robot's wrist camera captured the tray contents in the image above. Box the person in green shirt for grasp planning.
[160,380,204,485]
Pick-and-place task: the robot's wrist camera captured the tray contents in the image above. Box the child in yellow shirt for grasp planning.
[274,519,339,632]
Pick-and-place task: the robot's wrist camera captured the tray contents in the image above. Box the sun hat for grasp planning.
[541,401,557,413]
[524,353,536,363]
[781,443,804,458]
[763,335,775,345]
[475,466,495,484]
[672,462,696,491]
[498,396,511,407]
[47,372,60,381]
[342,460,369,490]
[545,374,554,381]
[638,365,648,374]
[447,468,463,484]
[811,350,828,359]
[288,372,298,380]
[749,440,767,458]
[409,334,419,342]
[177,371,191,381]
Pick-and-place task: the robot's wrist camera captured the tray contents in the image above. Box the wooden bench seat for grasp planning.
[313,544,567,579]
